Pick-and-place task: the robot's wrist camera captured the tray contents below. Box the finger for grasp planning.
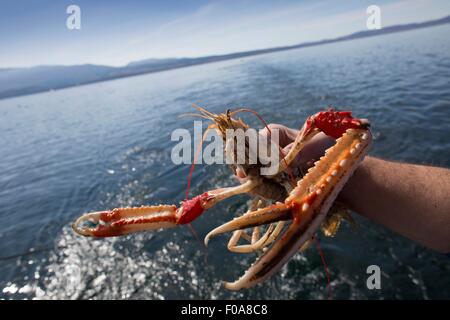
[258,124,299,148]
[282,132,335,171]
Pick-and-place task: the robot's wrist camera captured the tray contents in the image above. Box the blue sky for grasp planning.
[1,0,449,68]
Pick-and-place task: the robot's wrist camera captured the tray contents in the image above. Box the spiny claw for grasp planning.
[311,109,370,139]
[72,192,216,237]
[72,205,178,237]
[278,109,370,175]
[72,179,262,238]
[223,128,372,290]
[204,203,291,246]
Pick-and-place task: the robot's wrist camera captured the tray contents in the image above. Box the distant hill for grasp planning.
[0,65,116,99]
[1,15,449,100]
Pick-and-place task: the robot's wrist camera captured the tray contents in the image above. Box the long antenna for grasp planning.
[185,125,213,200]
[314,235,333,300]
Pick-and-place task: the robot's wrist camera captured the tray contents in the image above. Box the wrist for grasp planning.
[337,156,376,212]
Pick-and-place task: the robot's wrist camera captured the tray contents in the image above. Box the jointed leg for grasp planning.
[227,198,267,253]
[205,179,261,209]
[227,198,285,254]
[226,197,287,253]
[205,201,291,246]
[321,202,356,237]
[73,178,262,237]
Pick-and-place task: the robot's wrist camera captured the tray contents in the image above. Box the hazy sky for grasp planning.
[1,0,449,68]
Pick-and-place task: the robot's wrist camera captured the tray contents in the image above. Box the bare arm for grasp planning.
[339,157,450,253]
[243,124,450,253]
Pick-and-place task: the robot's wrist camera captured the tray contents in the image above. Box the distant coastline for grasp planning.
[1,15,449,100]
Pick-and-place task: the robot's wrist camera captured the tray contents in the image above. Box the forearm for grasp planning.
[339,156,450,253]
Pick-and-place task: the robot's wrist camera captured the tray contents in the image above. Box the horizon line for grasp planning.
[3,14,450,71]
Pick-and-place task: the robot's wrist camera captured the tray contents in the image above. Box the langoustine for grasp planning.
[72,106,371,290]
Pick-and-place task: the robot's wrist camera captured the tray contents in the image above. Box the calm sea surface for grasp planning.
[1,25,449,299]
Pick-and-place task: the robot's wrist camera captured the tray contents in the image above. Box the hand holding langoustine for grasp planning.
[72,106,372,290]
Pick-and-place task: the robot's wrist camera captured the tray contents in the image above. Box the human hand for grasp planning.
[235,124,335,181]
